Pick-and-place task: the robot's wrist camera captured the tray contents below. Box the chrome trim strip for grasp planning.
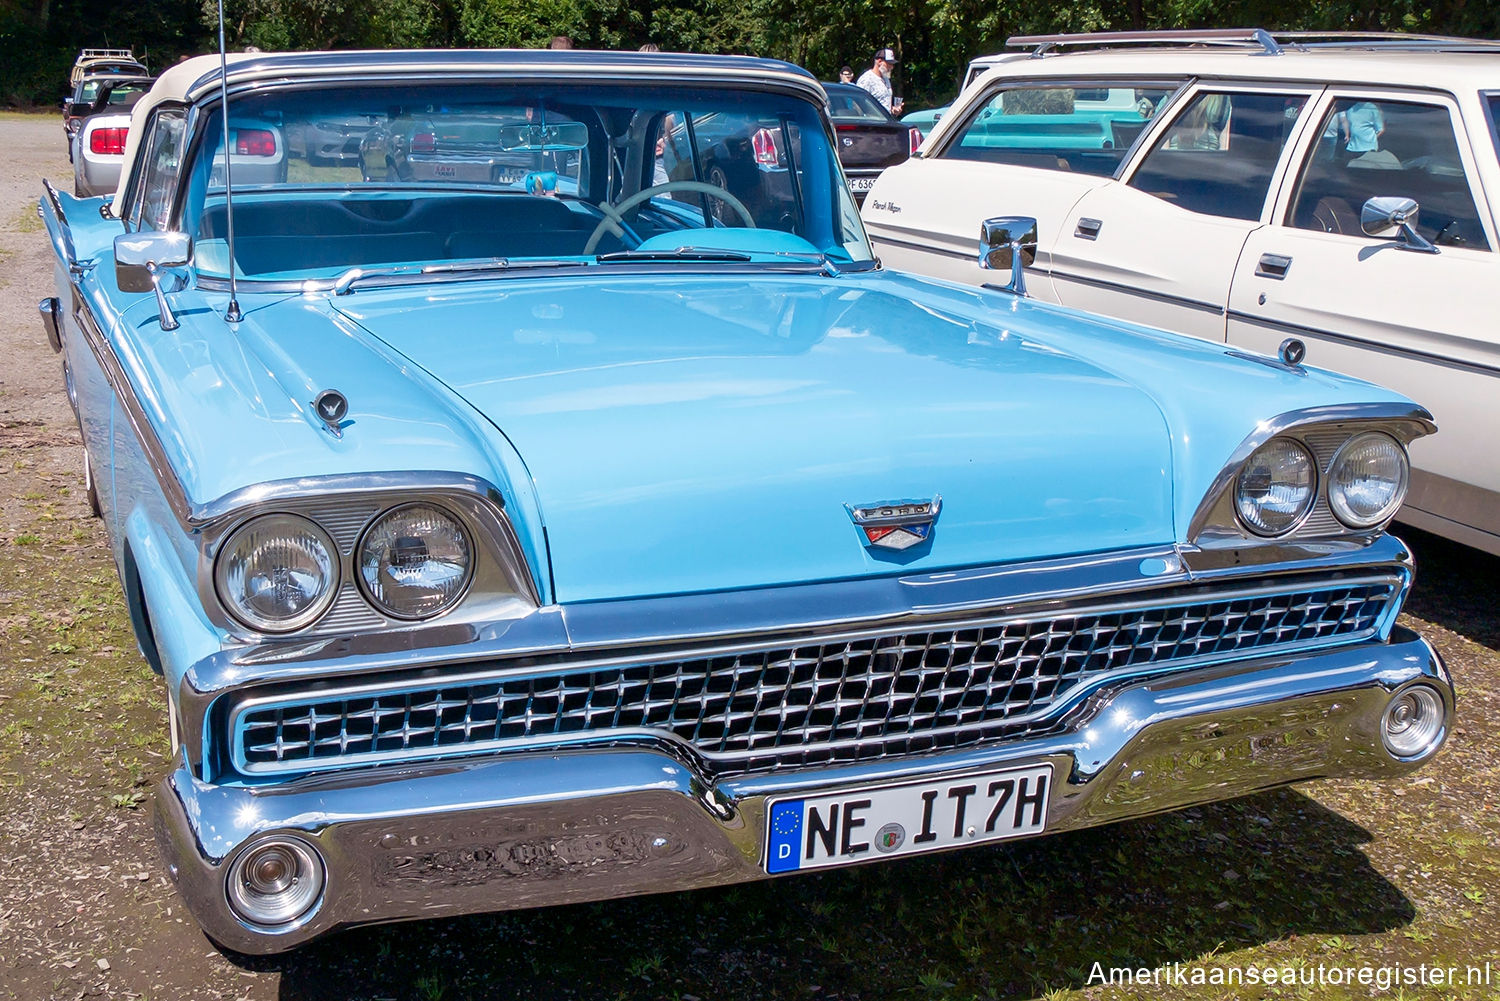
[867,231,975,262]
[1227,308,1500,378]
[1049,266,1226,315]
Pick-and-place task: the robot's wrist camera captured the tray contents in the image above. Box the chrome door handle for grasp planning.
[1074,217,1102,240]
[1255,253,1292,279]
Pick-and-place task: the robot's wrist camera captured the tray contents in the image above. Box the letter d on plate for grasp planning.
[766,800,804,873]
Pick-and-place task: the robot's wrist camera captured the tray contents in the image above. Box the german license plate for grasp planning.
[764,763,1051,873]
[848,175,877,191]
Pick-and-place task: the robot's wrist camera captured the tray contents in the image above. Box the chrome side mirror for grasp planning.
[978,216,1038,296]
[115,231,192,330]
[1361,196,1438,254]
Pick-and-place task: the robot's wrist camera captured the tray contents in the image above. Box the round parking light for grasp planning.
[1381,685,1446,760]
[226,837,325,927]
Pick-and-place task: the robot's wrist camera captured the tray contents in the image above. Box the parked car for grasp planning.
[822,81,921,201]
[39,48,1450,954]
[68,48,147,88]
[62,74,153,156]
[865,28,1500,556]
[285,113,378,166]
[360,110,585,187]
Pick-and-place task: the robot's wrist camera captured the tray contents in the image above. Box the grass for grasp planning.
[10,203,43,234]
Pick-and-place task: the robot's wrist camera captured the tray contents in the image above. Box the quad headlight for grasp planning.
[357,503,473,619]
[1328,432,1408,529]
[1234,437,1316,536]
[215,514,339,632]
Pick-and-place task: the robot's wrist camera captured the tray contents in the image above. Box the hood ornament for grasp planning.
[847,496,941,551]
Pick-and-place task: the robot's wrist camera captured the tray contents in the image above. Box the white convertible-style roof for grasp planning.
[112,49,822,213]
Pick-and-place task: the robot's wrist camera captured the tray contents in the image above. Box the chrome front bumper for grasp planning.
[154,625,1449,954]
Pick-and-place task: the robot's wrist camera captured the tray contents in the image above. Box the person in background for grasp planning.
[856,47,898,113]
[653,112,677,187]
[838,66,854,84]
[1340,101,1385,153]
[639,42,661,52]
[549,36,573,49]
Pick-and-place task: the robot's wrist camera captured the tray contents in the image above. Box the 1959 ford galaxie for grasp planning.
[38,48,1451,954]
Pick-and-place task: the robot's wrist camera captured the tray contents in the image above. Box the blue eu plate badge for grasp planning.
[766,800,804,873]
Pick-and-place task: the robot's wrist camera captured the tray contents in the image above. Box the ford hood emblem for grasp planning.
[847,497,941,551]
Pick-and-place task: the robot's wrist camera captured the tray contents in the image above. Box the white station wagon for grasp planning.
[865,29,1500,555]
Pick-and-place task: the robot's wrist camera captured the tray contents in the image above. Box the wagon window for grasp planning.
[939,82,1181,176]
[1286,97,1489,250]
[1127,90,1307,221]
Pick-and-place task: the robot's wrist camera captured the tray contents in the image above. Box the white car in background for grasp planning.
[864,28,1500,556]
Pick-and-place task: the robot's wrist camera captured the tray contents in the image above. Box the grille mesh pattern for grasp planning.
[236,582,1394,775]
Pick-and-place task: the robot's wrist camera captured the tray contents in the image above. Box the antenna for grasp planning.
[216,0,243,323]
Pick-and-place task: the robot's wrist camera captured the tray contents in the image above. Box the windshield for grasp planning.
[184,81,873,282]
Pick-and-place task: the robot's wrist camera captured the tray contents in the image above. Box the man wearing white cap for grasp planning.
[857,47,899,113]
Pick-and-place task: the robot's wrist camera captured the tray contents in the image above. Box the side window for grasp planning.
[1287,98,1490,250]
[133,109,187,232]
[940,82,1181,177]
[1128,91,1308,220]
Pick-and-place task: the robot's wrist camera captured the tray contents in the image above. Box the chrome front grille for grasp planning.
[231,580,1397,777]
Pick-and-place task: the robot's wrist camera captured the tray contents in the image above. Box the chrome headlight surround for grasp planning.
[1185,404,1436,565]
[1327,431,1409,530]
[197,473,539,640]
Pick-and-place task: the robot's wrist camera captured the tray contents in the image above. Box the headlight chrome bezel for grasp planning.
[1185,405,1434,560]
[201,475,538,639]
[1327,431,1410,530]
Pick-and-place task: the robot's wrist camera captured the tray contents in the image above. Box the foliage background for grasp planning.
[2,0,1498,108]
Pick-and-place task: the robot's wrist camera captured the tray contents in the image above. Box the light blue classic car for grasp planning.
[39,49,1452,953]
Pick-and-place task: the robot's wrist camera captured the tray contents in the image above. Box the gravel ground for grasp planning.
[1,111,1497,1001]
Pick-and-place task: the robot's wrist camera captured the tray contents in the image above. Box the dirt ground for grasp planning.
[1,111,1497,1001]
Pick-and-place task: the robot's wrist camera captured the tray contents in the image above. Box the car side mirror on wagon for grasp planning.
[115,231,192,330]
[1361,196,1439,254]
[978,216,1038,296]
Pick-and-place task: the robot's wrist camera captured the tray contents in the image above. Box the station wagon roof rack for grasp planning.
[77,48,137,60]
[1007,28,1500,58]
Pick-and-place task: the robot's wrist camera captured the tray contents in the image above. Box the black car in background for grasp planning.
[822,82,922,201]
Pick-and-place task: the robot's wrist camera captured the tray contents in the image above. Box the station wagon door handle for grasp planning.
[1074,217,1102,240]
[1255,253,1293,279]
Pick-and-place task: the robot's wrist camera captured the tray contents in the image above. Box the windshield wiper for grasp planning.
[331,257,586,294]
[596,249,753,263]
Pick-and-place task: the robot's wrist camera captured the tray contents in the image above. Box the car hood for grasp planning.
[333,271,1176,602]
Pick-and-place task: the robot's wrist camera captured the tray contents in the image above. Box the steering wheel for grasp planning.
[583,179,756,255]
